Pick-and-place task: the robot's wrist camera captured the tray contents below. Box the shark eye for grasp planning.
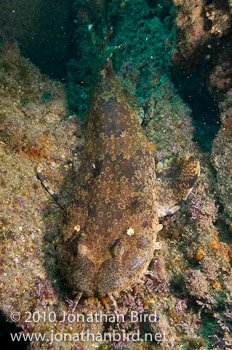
[73,244,78,256]
[110,239,125,258]
[117,245,125,256]
[72,232,86,256]
[137,236,149,250]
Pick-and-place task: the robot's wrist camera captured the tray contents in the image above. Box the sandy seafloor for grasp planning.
[0,1,232,350]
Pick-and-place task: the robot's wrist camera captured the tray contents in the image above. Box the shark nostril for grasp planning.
[77,244,89,255]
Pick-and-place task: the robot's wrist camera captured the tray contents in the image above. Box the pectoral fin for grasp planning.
[37,161,78,208]
[155,157,200,217]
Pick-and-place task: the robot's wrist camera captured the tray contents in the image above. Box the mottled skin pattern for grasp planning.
[37,64,200,301]
[57,65,160,298]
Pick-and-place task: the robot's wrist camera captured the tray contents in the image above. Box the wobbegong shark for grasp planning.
[37,62,200,308]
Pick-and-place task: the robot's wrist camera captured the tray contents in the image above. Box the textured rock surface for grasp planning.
[211,88,232,225]
[171,0,232,64]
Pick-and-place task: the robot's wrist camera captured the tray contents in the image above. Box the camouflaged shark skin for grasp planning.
[56,65,160,297]
[37,64,200,299]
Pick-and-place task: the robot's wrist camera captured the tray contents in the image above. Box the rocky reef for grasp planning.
[171,0,232,64]
[0,1,232,350]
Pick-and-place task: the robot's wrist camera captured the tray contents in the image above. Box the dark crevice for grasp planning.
[0,311,29,349]
[170,69,221,152]
[0,0,73,80]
